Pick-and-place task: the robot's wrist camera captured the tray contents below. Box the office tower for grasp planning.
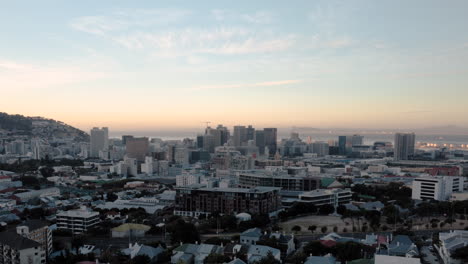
[254,130,266,155]
[246,125,255,141]
[338,135,363,155]
[216,124,230,146]
[125,137,149,162]
[264,128,277,156]
[312,142,329,156]
[174,147,189,166]
[394,133,416,160]
[90,127,109,158]
[338,136,348,155]
[233,125,247,146]
[351,135,364,146]
[122,135,134,146]
[196,135,204,149]
[203,134,215,153]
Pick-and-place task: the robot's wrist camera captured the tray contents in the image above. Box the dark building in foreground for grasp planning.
[174,186,281,217]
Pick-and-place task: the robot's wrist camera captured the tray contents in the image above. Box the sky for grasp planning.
[1,0,468,132]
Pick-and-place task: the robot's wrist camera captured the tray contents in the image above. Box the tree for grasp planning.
[254,251,280,264]
[308,225,317,233]
[321,226,328,234]
[130,255,151,264]
[168,219,200,244]
[332,242,374,263]
[203,253,230,264]
[39,166,54,178]
[319,204,335,215]
[71,235,86,252]
[303,241,330,256]
[292,225,301,233]
[106,192,118,202]
[452,245,468,263]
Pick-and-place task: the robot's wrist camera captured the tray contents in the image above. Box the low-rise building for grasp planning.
[437,230,468,264]
[412,176,464,201]
[298,188,352,207]
[56,206,100,234]
[111,223,151,238]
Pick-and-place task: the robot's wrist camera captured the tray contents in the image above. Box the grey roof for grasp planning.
[359,201,385,211]
[304,256,336,264]
[22,219,49,230]
[136,245,164,259]
[0,231,41,250]
[226,259,247,264]
[241,228,262,238]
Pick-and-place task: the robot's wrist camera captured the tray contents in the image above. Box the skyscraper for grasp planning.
[263,128,277,156]
[246,125,255,141]
[233,125,247,147]
[90,127,109,158]
[254,130,266,155]
[338,135,364,155]
[125,137,149,162]
[394,133,416,160]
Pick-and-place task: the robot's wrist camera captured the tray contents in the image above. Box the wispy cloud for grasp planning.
[211,9,273,24]
[71,8,191,35]
[191,79,302,91]
[0,58,111,91]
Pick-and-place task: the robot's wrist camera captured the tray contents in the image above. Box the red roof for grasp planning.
[378,235,388,244]
[320,240,337,248]
[0,175,11,180]
[0,187,16,193]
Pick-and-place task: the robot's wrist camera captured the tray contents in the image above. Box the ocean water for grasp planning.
[110,130,468,145]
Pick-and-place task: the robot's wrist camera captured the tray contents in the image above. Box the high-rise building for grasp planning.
[203,134,215,153]
[246,125,255,141]
[90,127,109,158]
[254,130,266,155]
[394,133,416,160]
[233,125,247,146]
[122,135,134,146]
[338,135,363,155]
[205,125,230,147]
[125,137,149,162]
[264,128,278,156]
[311,142,329,156]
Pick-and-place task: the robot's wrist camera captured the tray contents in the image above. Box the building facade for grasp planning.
[57,207,100,234]
[174,186,281,217]
[394,133,416,160]
[412,176,464,201]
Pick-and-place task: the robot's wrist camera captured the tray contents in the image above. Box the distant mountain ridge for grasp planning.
[0,112,89,142]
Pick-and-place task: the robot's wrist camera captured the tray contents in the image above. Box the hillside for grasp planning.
[0,112,89,142]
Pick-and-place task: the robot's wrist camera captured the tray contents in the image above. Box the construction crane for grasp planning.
[202,121,211,127]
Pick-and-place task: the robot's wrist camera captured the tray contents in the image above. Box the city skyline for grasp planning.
[3,1,468,130]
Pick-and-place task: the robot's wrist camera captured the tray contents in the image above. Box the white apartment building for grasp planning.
[437,230,468,264]
[176,173,203,187]
[57,207,100,234]
[141,156,158,175]
[412,176,464,201]
[0,231,45,264]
